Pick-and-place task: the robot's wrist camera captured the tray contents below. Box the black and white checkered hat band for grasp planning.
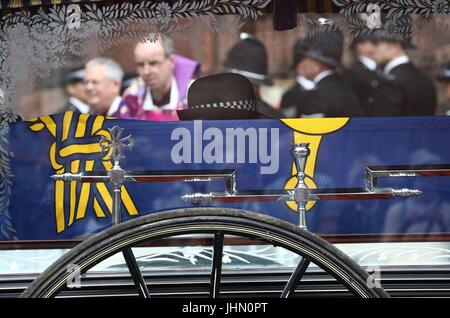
[189,99,260,112]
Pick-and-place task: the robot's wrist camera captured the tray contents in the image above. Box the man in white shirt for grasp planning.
[371,16,437,116]
[280,38,319,118]
[344,34,401,116]
[60,68,90,114]
[294,21,360,117]
[84,58,126,117]
[121,34,200,121]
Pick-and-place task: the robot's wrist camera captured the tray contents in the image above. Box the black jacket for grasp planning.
[387,63,437,116]
[258,100,282,119]
[313,74,361,117]
[281,74,360,118]
[280,83,323,118]
[345,61,402,116]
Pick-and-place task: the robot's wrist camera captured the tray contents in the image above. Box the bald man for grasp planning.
[122,34,200,121]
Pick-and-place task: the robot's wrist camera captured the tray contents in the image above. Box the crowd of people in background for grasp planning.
[58,16,450,121]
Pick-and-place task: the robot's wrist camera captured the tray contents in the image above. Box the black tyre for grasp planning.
[21,208,389,298]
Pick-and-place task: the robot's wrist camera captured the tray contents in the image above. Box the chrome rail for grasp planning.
[51,126,450,230]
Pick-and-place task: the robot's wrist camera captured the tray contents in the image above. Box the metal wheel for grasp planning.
[21,208,389,298]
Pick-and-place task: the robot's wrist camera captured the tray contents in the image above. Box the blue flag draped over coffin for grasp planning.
[2,112,450,241]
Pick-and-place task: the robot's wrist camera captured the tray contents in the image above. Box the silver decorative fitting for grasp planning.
[98,126,132,226]
[99,126,133,167]
[392,188,423,198]
[292,143,310,178]
[294,187,310,202]
[51,173,82,182]
[109,168,125,184]
[292,143,310,158]
[291,143,311,229]
[181,193,212,204]
[318,17,333,25]
[183,177,213,182]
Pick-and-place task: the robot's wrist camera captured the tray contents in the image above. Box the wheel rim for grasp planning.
[22,208,389,298]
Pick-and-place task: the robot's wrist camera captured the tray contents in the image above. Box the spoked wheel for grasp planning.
[21,208,389,298]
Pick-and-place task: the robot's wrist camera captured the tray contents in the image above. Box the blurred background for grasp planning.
[4,13,450,119]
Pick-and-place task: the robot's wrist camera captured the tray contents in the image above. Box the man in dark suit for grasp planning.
[280,38,321,118]
[293,21,360,117]
[371,21,437,116]
[60,67,90,114]
[223,33,282,118]
[344,35,402,116]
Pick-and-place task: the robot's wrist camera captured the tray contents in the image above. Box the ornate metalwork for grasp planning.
[291,143,310,229]
[53,126,132,225]
[99,126,133,168]
[52,126,450,232]
[365,165,450,192]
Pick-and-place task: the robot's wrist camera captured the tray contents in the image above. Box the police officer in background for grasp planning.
[371,16,437,116]
[223,33,282,118]
[280,38,321,118]
[60,67,90,114]
[344,32,402,116]
[295,19,360,117]
[437,63,450,115]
